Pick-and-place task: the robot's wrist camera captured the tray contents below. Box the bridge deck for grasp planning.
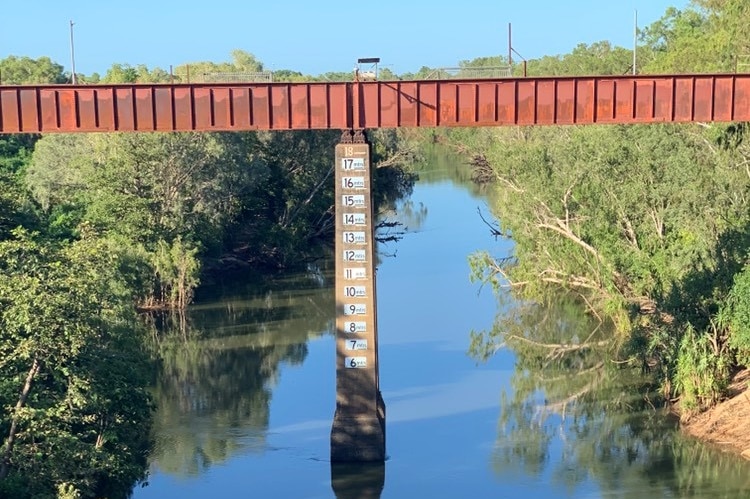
[1,74,749,133]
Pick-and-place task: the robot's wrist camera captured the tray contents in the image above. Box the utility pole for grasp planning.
[69,20,77,84]
[633,10,638,75]
[508,23,512,66]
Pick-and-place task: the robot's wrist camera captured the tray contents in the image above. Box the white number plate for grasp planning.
[343,285,366,297]
[341,177,366,189]
[344,321,366,333]
[343,231,366,244]
[342,194,366,207]
[343,249,366,262]
[343,267,367,280]
[345,339,368,351]
[343,213,366,226]
[341,158,365,171]
[345,356,367,368]
[343,303,367,315]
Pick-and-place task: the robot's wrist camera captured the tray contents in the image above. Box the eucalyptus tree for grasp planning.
[465,121,750,404]
[641,1,750,74]
[511,41,635,77]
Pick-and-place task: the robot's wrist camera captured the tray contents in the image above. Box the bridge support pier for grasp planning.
[331,130,386,462]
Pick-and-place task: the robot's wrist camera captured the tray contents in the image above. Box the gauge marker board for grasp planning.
[334,142,379,382]
[331,139,386,463]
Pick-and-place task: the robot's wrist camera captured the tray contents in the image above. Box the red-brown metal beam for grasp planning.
[1,74,749,134]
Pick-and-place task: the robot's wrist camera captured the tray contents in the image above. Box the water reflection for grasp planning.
[145,263,335,477]
[134,145,750,498]
[415,144,486,191]
[475,293,750,497]
[331,462,385,499]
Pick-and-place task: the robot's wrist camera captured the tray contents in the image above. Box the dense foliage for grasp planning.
[0,51,415,497]
[24,129,346,308]
[0,230,152,498]
[454,0,750,419]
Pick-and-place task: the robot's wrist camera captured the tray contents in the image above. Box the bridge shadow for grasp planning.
[331,462,385,499]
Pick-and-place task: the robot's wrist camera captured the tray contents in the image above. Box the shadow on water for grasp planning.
[143,261,336,477]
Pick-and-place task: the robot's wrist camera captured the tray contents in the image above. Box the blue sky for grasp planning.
[3,0,689,77]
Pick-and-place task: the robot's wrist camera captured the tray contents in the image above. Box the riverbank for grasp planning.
[681,369,750,460]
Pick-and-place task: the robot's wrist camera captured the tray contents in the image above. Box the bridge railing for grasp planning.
[172,71,274,84]
[424,66,513,79]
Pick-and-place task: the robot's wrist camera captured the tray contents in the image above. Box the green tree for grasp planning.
[446,0,750,417]
[639,7,726,73]
[722,263,750,366]
[0,135,40,239]
[523,41,635,76]
[0,229,152,498]
[26,131,258,307]
[101,63,140,83]
[227,130,339,268]
[101,63,172,83]
[173,49,264,82]
[272,69,306,82]
[464,122,750,403]
[399,65,435,80]
[0,56,66,84]
[151,237,201,309]
[695,0,750,55]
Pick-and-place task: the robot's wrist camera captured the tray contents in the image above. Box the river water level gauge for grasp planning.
[330,136,386,463]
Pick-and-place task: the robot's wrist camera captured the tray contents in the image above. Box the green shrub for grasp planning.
[674,325,730,413]
[725,264,750,366]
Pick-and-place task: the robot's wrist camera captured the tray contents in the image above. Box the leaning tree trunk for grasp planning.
[0,357,40,480]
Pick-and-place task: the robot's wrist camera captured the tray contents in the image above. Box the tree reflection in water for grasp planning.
[472,292,750,497]
[144,263,335,477]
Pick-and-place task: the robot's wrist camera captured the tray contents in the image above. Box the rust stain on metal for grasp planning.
[1,74,749,134]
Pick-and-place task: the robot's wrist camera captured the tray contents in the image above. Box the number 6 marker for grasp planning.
[345,356,367,368]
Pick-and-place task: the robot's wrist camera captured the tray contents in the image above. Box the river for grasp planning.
[132,147,749,498]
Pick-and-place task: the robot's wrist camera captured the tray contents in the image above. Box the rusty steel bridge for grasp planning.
[1,74,749,134]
